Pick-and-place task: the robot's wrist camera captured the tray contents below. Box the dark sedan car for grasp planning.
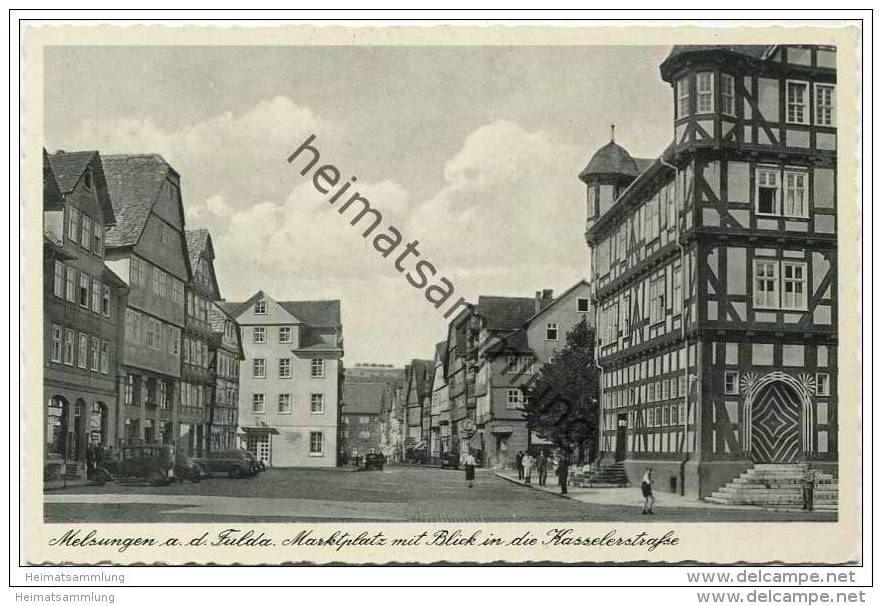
[92,444,176,486]
[174,452,203,483]
[195,450,256,478]
[440,452,459,469]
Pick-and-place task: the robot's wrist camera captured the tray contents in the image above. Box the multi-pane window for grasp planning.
[672,265,683,315]
[782,262,807,310]
[78,274,90,307]
[577,298,589,313]
[310,393,324,414]
[783,170,808,218]
[131,257,143,287]
[253,326,266,343]
[91,280,101,312]
[100,341,109,374]
[696,72,714,113]
[724,371,740,395]
[168,326,180,356]
[254,300,267,314]
[278,358,291,378]
[252,393,265,413]
[311,358,324,378]
[67,207,80,241]
[650,273,666,324]
[171,279,183,304]
[53,261,64,297]
[622,294,631,334]
[677,76,690,118]
[278,394,292,414]
[506,355,520,374]
[63,329,75,365]
[50,325,62,362]
[65,265,76,302]
[721,74,735,115]
[546,323,559,341]
[786,81,809,124]
[93,224,104,256]
[101,286,111,316]
[756,167,780,215]
[80,215,92,249]
[815,84,835,126]
[506,388,523,409]
[252,358,266,378]
[753,260,779,309]
[77,334,88,369]
[309,431,323,455]
[279,326,292,343]
[89,337,99,371]
[816,373,830,396]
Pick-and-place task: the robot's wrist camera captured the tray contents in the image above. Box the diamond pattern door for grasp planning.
[751,381,801,464]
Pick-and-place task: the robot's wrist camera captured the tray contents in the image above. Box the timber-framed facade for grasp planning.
[584,45,838,498]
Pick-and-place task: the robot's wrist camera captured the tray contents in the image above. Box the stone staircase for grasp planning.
[705,464,838,512]
[571,462,630,488]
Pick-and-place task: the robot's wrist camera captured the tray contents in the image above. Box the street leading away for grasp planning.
[44,466,836,524]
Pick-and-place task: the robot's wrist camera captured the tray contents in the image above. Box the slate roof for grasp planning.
[48,150,98,193]
[476,296,536,331]
[342,382,386,415]
[43,149,64,211]
[223,293,341,328]
[278,300,342,328]
[406,359,433,399]
[101,154,174,248]
[485,328,531,354]
[579,141,640,180]
[185,228,210,269]
[664,44,774,63]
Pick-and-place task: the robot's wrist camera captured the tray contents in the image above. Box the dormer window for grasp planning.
[696,72,714,113]
[254,300,267,314]
[83,167,93,192]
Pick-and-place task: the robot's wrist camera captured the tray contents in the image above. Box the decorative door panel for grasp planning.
[751,381,801,464]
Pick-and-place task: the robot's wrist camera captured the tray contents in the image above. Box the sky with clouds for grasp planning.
[45,44,674,366]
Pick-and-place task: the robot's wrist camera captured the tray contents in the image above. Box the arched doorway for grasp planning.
[750,380,802,464]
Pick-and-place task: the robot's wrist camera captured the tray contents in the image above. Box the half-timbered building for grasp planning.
[583,45,837,499]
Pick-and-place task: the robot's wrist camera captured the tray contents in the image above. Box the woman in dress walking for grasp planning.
[463,451,476,488]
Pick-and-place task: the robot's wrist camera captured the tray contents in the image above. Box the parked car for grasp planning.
[440,452,459,469]
[196,450,257,478]
[363,453,385,470]
[174,452,203,483]
[92,444,176,486]
[241,450,265,473]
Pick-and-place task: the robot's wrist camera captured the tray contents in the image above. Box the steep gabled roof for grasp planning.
[476,295,536,331]
[43,149,64,211]
[342,382,386,415]
[523,279,591,325]
[48,150,117,225]
[210,302,245,360]
[101,154,175,248]
[48,150,98,193]
[185,228,210,269]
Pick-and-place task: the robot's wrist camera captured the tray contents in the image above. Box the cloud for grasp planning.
[56,100,590,364]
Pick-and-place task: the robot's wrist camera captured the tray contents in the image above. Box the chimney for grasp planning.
[534,291,543,313]
[535,289,554,313]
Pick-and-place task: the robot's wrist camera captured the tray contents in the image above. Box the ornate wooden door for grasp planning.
[751,381,802,464]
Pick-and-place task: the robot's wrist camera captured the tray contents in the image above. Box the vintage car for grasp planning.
[92,444,176,486]
[174,452,204,483]
[440,452,460,470]
[195,449,257,478]
[363,453,385,470]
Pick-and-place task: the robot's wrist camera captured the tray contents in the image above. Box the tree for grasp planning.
[523,317,600,462]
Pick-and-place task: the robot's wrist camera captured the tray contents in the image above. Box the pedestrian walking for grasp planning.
[801,463,817,512]
[464,451,476,488]
[523,451,535,485]
[537,451,548,487]
[641,467,655,515]
[556,453,569,495]
[515,451,524,480]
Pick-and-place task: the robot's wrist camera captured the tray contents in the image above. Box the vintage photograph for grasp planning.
[22,22,862,565]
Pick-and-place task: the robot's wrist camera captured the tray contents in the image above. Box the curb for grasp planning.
[493,471,573,500]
